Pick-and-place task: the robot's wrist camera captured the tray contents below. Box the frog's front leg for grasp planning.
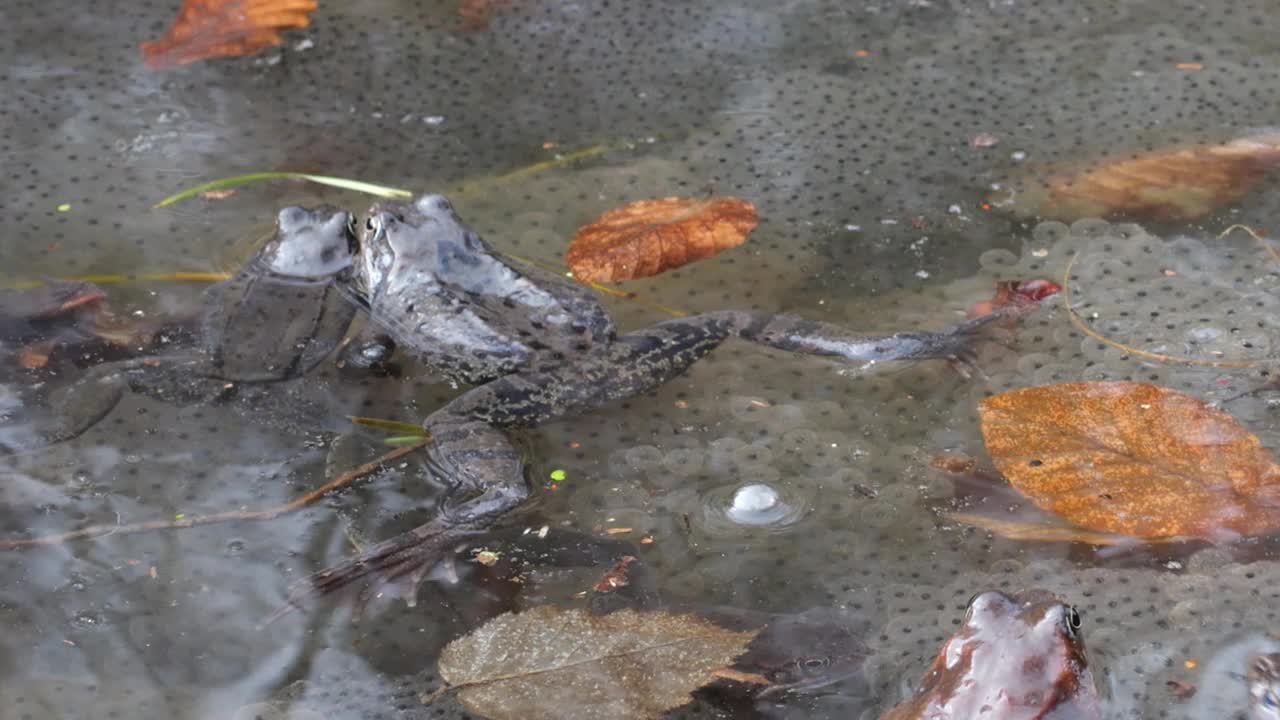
[292,409,530,609]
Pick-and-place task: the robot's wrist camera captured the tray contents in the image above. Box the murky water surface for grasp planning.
[5,1,1280,718]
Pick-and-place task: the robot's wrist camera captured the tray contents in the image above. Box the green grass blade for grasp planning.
[153,173,412,209]
[383,435,429,447]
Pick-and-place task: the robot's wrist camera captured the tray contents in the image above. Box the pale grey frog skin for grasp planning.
[0,207,358,453]
[1251,653,1280,719]
[295,193,1003,605]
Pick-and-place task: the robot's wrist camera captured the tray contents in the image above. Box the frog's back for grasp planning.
[200,263,355,382]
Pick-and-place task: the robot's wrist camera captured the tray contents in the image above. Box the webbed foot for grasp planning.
[269,520,457,622]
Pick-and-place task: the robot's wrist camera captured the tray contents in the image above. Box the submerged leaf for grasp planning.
[993,133,1280,222]
[944,512,1176,546]
[979,381,1280,540]
[434,606,757,720]
[141,0,319,68]
[565,197,758,283]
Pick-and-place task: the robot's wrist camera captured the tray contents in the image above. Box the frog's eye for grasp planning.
[799,656,831,675]
[1063,606,1082,636]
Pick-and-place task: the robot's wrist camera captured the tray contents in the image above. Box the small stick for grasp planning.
[0,436,431,549]
[1061,251,1258,369]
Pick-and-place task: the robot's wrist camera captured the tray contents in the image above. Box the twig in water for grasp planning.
[0,437,430,549]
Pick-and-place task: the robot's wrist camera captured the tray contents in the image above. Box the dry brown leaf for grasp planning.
[590,555,636,592]
[141,0,318,69]
[993,133,1280,222]
[979,381,1280,540]
[432,606,757,720]
[566,197,758,283]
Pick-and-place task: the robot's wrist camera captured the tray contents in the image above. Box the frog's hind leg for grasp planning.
[286,411,530,613]
[628,309,999,373]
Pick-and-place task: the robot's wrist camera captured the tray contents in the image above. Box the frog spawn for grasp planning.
[9,1,1280,719]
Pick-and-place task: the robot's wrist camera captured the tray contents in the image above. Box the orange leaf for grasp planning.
[565,197,758,283]
[141,0,318,69]
[994,133,1280,222]
[979,381,1280,540]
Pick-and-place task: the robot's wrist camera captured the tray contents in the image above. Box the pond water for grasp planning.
[4,1,1280,718]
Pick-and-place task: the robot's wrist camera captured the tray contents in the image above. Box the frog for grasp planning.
[1251,653,1280,719]
[0,206,360,453]
[879,589,1101,720]
[291,193,1008,607]
[291,193,1009,603]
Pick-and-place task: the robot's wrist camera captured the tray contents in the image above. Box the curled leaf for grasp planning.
[566,197,758,283]
[978,381,1280,540]
[993,133,1280,221]
[432,606,757,720]
[141,0,318,69]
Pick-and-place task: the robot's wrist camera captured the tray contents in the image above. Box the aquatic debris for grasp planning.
[153,172,411,208]
[565,197,758,283]
[141,0,319,69]
[974,381,1280,541]
[591,555,637,592]
[426,606,757,719]
[965,278,1061,319]
[970,133,1000,149]
[993,132,1280,222]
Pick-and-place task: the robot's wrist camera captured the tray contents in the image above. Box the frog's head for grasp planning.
[727,608,871,699]
[924,589,1096,718]
[352,194,527,303]
[256,205,357,279]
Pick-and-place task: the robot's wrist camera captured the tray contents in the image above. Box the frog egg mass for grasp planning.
[6,0,1280,718]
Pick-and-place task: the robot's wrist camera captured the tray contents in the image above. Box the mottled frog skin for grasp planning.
[298,193,1002,605]
[0,207,357,453]
[1251,653,1280,719]
[880,590,1101,720]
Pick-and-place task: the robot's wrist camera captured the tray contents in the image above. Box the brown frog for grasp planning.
[880,590,1101,720]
